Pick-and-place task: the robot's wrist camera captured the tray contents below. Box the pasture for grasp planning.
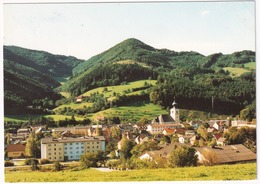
[5,162,256,182]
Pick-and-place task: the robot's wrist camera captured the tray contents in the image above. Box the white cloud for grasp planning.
[200,10,210,16]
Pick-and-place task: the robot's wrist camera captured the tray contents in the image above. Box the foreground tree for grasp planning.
[25,133,39,158]
[168,145,198,168]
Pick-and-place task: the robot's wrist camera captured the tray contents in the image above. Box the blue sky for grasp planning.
[3,1,255,60]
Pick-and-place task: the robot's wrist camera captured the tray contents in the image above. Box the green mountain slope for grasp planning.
[4,46,84,114]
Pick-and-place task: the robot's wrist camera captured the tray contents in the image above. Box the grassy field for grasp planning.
[4,114,44,122]
[44,114,85,121]
[92,101,168,122]
[115,59,150,68]
[59,92,71,98]
[244,62,256,70]
[82,80,157,98]
[5,163,256,182]
[223,67,251,78]
[53,102,93,111]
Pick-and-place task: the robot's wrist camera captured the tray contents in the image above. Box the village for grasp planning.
[4,100,257,170]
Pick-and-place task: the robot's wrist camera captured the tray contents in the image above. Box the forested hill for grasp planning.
[4,46,84,114]
[60,38,255,97]
[4,46,84,77]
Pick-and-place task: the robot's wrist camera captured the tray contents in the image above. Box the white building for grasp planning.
[41,136,106,161]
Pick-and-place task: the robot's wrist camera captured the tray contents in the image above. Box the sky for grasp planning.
[3,1,256,60]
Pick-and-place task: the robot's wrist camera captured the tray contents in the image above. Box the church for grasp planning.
[152,100,180,124]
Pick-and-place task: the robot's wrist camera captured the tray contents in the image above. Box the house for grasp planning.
[185,130,196,136]
[188,120,203,129]
[178,135,193,144]
[216,137,226,146]
[152,100,180,124]
[135,135,149,144]
[6,144,26,158]
[17,128,31,137]
[195,144,256,165]
[174,128,186,137]
[140,143,190,161]
[231,120,256,128]
[41,136,106,161]
[162,128,175,135]
[213,133,223,141]
[75,95,84,103]
[212,121,226,132]
[147,124,183,134]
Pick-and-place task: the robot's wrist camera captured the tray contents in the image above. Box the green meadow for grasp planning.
[5,162,256,182]
[82,80,157,99]
[92,101,169,122]
[223,67,250,78]
[244,62,256,70]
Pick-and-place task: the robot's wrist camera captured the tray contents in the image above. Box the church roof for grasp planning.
[159,114,175,123]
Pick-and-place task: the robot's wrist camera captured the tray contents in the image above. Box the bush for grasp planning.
[5,161,14,167]
[24,158,39,165]
[24,158,39,171]
[39,159,50,165]
[53,161,62,171]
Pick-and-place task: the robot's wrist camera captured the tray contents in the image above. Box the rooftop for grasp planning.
[41,136,106,144]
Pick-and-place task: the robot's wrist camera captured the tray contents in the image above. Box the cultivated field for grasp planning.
[5,162,256,182]
[244,62,256,70]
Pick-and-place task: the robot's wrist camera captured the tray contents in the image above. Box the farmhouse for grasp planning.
[195,144,256,165]
[6,144,26,158]
[41,136,105,161]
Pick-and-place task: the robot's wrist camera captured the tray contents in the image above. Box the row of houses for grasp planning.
[139,143,256,165]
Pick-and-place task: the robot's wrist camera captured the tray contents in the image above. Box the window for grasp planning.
[70,151,73,154]
[81,146,84,149]
[97,146,99,148]
[54,144,56,146]
[54,148,56,151]
[48,148,51,151]
[70,156,73,158]
[76,143,79,145]
[70,143,72,145]
[64,143,67,145]
[48,153,51,155]
[92,146,94,148]
[49,157,51,160]
[87,146,90,149]
[59,148,62,150]
[81,151,84,153]
[64,152,67,154]
[54,152,56,155]
[70,147,72,150]
[76,151,79,153]
[65,147,67,150]
[81,143,84,145]
[55,157,56,159]
[59,157,62,159]
[76,147,79,149]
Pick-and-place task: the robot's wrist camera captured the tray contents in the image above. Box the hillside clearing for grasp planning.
[44,115,85,121]
[5,162,256,182]
[115,59,150,68]
[91,101,168,122]
[53,102,93,111]
[82,80,157,98]
[244,62,256,70]
[223,67,250,77]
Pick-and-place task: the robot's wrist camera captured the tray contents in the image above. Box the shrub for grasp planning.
[5,161,14,167]
[39,159,50,165]
[24,158,39,165]
[24,158,39,171]
[53,161,62,171]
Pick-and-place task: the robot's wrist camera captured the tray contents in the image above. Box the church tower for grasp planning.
[170,100,179,123]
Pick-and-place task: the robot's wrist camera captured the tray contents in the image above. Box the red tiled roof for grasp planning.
[6,144,26,152]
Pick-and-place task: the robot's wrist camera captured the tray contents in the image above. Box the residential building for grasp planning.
[231,120,256,128]
[135,135,149,144]
[162,128,175,135]
[41,136,106,161]
[195,144,256,165]
[147,124,182,134]
[6,144,26,158]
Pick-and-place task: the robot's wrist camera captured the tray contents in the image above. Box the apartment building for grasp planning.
[41,136,106,161]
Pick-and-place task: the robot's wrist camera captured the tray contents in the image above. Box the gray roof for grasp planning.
[41,136,106,144]
[195,144,256,164]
